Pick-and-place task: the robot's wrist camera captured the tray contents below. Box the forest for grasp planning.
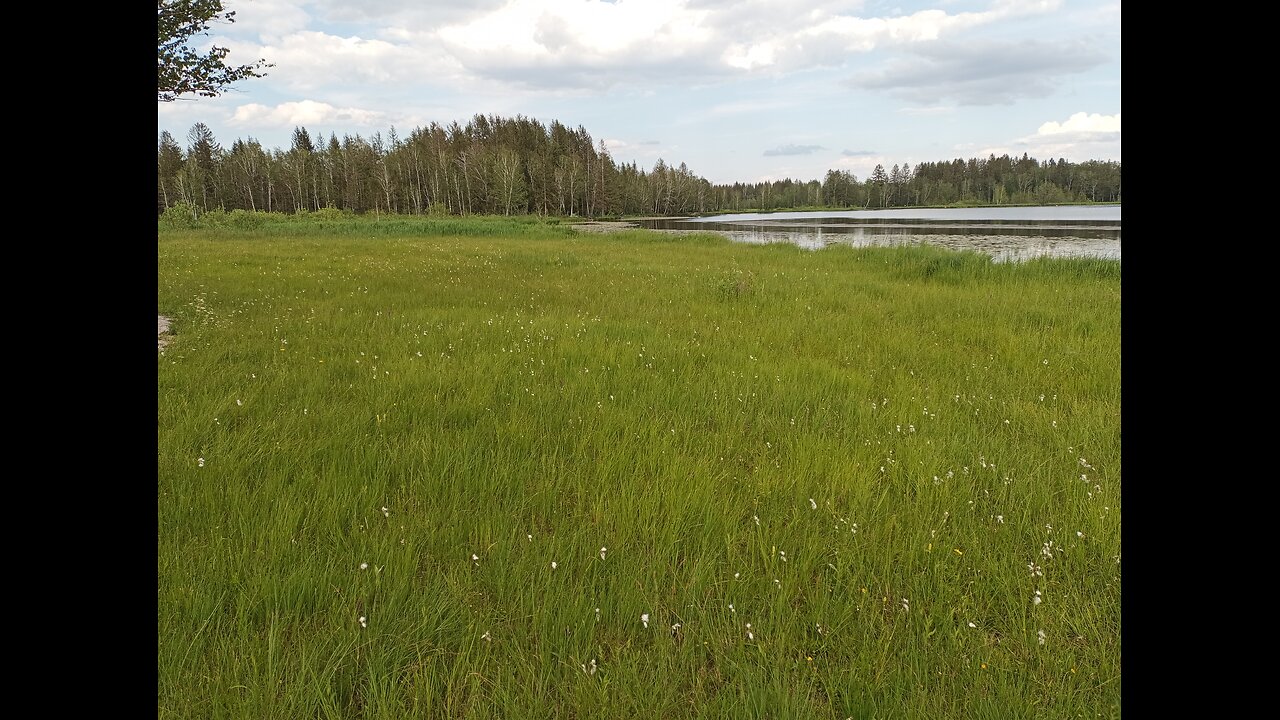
[158,113,1121,218]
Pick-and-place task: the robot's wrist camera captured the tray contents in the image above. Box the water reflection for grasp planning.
[636,207,1121,262]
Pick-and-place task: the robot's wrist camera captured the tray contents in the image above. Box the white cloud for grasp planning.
[800,0,1060,52]
[230,0,313,41]
[254,31,444,92]
[230,100,388,130]
[1036,111,1120,135]
[764,144,824,156]
[421,0,1061,90]
[833,153,895,181]
[437,0,714,62]
[978,112,1121,162]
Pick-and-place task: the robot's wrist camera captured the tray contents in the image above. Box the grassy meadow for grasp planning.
[157,214,1121,719]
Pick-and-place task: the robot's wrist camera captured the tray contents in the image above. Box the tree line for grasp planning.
[158,113,1121,218]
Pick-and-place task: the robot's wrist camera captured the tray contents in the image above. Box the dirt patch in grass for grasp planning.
[158,315,172,351]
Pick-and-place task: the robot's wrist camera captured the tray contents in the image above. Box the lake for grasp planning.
[635,205,1121,263]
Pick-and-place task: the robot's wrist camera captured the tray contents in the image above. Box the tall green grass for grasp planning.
[159,217,1120,719]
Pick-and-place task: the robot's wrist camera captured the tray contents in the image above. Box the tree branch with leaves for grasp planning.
[158,0,272,102]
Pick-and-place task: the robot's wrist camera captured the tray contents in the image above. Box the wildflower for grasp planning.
[481,630,492,642]
[968,622,976,628]
[809,498,817,510]
[641,613,649,628]
[599,547,607,561]
[729,603,735,613]
[671,622,682,636]
[1033,590,1043,606]
[745,623,754,640]
[753,515,760,526]
[359,562,368,571]
[595,608,601,621]
[236,399,243,406]
[901,598,910,612]
[197,457,204,468]
[471,554,479,566]
[381,506,390,517]
[816,623,825,635]
[551,561,558,570]
[1077,531,1084,538]
[779,550,787,562]
[734,572,740,579]
[358,616,367,628]
[581,658,597,675]
[527,534,533,542]
[1038,629,1047,645]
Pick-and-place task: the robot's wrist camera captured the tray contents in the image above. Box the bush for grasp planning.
[227,209,267,229]
[716,268,757,299]
[159,202,200,229]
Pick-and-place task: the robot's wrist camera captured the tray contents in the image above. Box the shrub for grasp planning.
[159,202,200,229]
[716,268,757,299]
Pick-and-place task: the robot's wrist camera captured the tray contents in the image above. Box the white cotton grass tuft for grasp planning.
[358,616,367,628]
[1038,629,1047,645]
[481,630,492,642]
[197,457,205,468]
[1033,590,1043,605]
[641,613,650,628]
[359,562,368,571]
[810,498,817,510]
[599,546,607,561]
[745,623,754,641]
[551,561,558,570]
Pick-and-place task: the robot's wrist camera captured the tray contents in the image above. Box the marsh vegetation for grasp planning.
[158,215,1120,718]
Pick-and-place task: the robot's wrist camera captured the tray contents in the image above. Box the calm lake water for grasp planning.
[637,206,1121,263]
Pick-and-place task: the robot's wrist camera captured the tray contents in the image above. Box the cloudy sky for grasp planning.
[157,0,1121,184]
